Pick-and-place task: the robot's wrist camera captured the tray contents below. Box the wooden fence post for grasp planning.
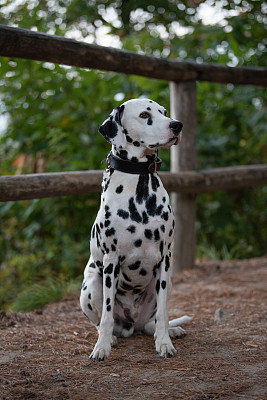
[170,81,197,272]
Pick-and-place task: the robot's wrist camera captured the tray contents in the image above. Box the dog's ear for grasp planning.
[99,105,126,148]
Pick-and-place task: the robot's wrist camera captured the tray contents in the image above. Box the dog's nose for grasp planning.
[169,120,183,134]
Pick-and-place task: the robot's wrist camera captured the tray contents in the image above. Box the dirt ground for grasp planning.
[0,257,266,400]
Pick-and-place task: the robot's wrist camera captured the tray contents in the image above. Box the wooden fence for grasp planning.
[0,25,267,272]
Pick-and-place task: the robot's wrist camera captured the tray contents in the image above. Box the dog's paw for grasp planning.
[89,342,111,362]
[111,335,118,347]
[168,326,186,339]
[155,338,177,358]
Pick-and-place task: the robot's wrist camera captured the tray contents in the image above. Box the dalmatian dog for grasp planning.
[80,98,191,361]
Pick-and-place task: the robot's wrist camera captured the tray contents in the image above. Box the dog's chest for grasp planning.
[90,169,175,287]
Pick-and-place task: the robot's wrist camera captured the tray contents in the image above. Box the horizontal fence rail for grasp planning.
[1,25,267,86]
[1,165,267,202]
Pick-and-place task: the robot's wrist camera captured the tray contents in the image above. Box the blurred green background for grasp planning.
[0,0,266,311]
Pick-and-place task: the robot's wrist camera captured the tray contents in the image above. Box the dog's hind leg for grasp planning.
[143,316,192,338]
[168,316,192,338]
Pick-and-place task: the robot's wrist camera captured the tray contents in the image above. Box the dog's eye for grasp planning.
[139,112,150,119]
[164,110,168,116]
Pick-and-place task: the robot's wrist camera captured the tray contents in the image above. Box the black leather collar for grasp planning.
[107,153,162,174]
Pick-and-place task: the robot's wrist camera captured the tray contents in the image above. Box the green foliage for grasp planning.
[9,276,82,312]
[0,0,266,311]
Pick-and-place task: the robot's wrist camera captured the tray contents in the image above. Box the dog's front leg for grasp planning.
[90,254,120,361]
[154,256,176,358]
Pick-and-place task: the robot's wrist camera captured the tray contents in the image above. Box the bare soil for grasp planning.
[1,257,266,400]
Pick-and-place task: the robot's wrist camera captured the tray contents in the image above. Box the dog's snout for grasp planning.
[169,120,183,134]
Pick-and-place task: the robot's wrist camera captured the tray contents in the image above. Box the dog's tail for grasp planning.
[169,316,192,327]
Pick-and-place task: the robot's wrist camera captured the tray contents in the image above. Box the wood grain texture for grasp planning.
[170,81,197,271]
[1,165,266,202]
[0,25,266,86]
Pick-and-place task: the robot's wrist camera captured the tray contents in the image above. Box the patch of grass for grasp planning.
[196,242,232,261]
[9,276,82,312]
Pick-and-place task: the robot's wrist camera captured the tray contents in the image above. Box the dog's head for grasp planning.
[99,99,183,151]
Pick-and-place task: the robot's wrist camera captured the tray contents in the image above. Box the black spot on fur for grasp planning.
[126,135,133,143]
[134,239,142,247]
[154,229,160,241]
[99,119,118,140]
[156,205,164,215]
[105,227,116,237]
[136,174,149,204]
[96,224,101,235]
[103,242,110,254]
[139,268,147,276]
[118,150,128,160]
[121,281,133,290]
[160,241,164,255]
[127,225,136,233]
[133,288,143,294]
[160,225,165,233]
[119,255,126,263]
[129,197,142,223]
[89,262,96,269]
[114,264,120,278]
[104,263,113,274]
[146,194,157,216]
[105,205,111,219]
[133,141,140,147]
[107,305,111,312]
[105,276,112,288]
[147,118,153,125]
[156,279,160,294]
[91,225,95,239]
[165,255,170,272]
[142,211,149,224]
[104,220,111,227]
[88,303,93,311]
[151,175,160,192]
[106,298,110,305]
[116,185,123,194]
[144,229,153,240]
[117,209,129,219]
[161,211,169,221]
[117,289,126,296]
[128,261,141,270]
[122,272,132,282]
[161,280,167,290]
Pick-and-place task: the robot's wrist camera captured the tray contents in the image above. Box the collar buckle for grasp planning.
[148,158,162,173]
